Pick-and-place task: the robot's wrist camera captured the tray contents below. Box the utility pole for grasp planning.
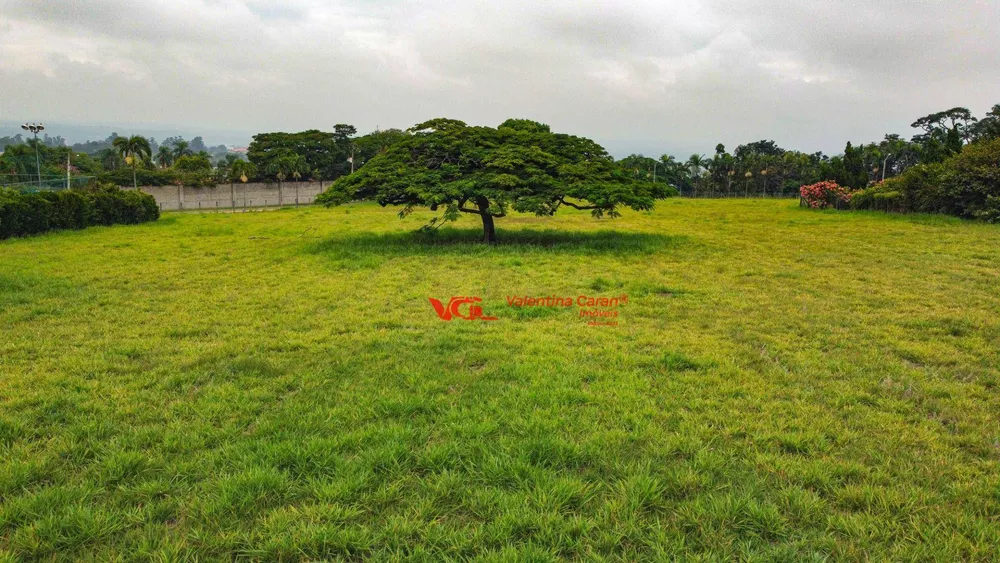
[21,123,45,183]
[66,152,71,189]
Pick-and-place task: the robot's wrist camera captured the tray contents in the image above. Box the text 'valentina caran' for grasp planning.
[505,294,629,307]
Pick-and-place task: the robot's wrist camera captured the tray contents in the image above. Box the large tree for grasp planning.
[353,128,409,170]
[970,104,1000,142]
[247,130,349,181]
[155,145,173,168]
[316,118,672,243]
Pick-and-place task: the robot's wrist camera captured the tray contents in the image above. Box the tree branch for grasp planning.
[559,198,602,210]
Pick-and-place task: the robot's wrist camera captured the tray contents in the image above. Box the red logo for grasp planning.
[429,297,498,321]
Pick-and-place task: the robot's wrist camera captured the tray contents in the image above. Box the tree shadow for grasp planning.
[302,227,690,265]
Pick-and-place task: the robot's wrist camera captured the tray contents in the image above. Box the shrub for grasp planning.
[173,154,213,173]
[973,195,1000,223]
[799,181,853,209]
[98,167,219,188]
[850,187,901,212]
[939,137,1000,219]
[0,185,159,239]
[852,164,946,213]
[851,139,999,220]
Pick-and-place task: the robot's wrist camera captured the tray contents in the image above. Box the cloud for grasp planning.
[1,0,997,155]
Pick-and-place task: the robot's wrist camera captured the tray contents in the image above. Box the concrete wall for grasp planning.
[136,181,328,211]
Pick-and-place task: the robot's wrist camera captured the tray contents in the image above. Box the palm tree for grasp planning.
[290,155,308,181]
[0,144,36,183]
[112,135,152,189]
[171,140,193,159]
[156,146,173,168]
[713,153,735,196]
[267,157,294,207]
[227,160,257,210]
[687,154,707,196]
[230,160,257,184]
[290,155,310,206]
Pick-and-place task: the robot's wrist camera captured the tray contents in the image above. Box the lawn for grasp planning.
[1,199,999,560]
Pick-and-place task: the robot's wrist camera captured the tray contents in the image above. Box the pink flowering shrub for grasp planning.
[800,181,853,209]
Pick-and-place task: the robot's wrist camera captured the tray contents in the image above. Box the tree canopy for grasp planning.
[316,118,673,243]
[247,130,344,181]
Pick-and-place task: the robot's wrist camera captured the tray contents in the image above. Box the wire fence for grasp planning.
[677,191,801,199]
[0,176,96,191]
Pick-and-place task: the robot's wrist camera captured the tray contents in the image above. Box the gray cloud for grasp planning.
[1,0,997,156]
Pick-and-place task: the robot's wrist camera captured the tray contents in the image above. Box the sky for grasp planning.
[1,0,998,157]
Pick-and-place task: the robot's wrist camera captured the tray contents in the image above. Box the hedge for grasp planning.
[852,138,1000,221]
[98,168,220,188]
[0,186,159,239]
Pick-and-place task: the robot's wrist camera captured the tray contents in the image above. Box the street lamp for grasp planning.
[650,160,660,184]
[21,123,45,183]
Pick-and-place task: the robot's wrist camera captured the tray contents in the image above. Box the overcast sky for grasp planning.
[1,0,998,156]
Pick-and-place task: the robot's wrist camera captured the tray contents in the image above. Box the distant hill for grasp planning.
[0,120,252,150]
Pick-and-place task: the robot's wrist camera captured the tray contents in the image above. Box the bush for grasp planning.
[0,185,159,239]
[974,195,1000,223]
[939,138,1000,219]
[852,139,1000,220]
[852,164,946,213]
[799,181,853,209]
[98,167,219,188]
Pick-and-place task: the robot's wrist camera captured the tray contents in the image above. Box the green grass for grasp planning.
[1,200,999,560]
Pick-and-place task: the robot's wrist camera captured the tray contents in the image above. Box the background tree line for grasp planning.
[3,102,997,193]
[0,125,411,189]
[617,104,1000,197]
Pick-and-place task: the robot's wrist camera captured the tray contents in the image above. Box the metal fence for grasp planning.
[677,191,801,199]
[0,176,95,192]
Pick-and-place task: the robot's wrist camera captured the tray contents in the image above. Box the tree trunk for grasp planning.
[476,197,497,244]
[480,212,497,244]
[133,164,138,190]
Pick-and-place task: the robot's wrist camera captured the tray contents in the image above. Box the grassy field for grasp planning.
[1,199,999,561]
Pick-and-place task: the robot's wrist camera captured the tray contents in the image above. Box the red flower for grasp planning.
[799,181,852,209]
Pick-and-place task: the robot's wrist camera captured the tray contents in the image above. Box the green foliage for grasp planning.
[970,104,1000,142]
[973,195,1000,223]
[734,139,784,159]
[352,128,409,167]
[852,138,1000,220]
[837,142,869,189]
[940,137,1000,219]
[173,154,213,173]
[98,167,218,188]
[0,185,158,239]
[229,160,258,183]
[247,130,349,181]
[498,118,552,133]
[852,164,946,213]
[318,118,674,242]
